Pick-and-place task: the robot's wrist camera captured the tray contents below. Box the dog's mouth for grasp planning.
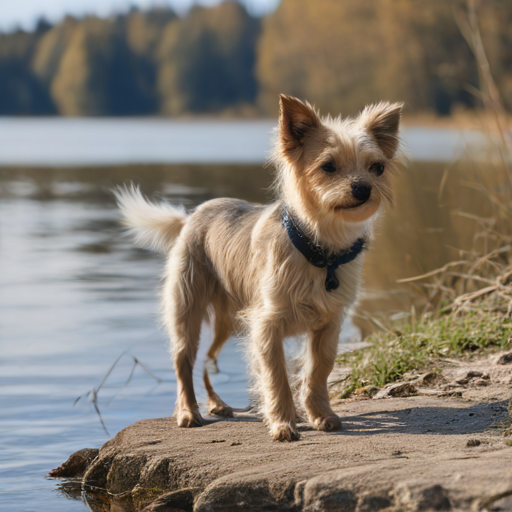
[334,199,368,211]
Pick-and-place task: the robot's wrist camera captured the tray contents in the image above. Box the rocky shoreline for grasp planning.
[50,353,512,512]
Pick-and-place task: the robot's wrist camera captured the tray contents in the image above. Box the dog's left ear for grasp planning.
[360,102,403,159]
[279,94,320,161]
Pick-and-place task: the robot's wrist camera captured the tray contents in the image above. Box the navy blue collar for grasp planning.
[282,208,367,291]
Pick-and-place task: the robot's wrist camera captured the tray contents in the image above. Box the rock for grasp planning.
[395,483,451,511]
[373,382,417,399]
[357,494,392,512]
[417,485,451,510]
[51,397,512,511]
[195,478,295,512]
[141,488,196,511]
[303,485,357,512]
[421,371,441,386]
[497,352,512,365]
[354,386,379,398]
[417,388,441,397]
[456,370,490,385]
[439,391,463,398]
[488,494,512,512]
[107,454,149,494]
[83,452,112,488]
[212,473,298,510]
[468,371,488,379]
[49,448,99,478]
[410,371,442,388]
[438,388,464,398]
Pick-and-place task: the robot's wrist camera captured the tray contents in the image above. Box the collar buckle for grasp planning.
[282,208,367,291]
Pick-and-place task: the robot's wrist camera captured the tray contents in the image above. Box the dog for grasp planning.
[115,95,403,441]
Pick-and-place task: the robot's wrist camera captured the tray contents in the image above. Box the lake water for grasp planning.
[0,120,499,511]
[0,170,255,512]
[0,117,488,166]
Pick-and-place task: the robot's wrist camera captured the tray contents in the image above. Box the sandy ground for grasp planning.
[51,351,512,512]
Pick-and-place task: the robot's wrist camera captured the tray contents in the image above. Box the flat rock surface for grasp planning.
[53,355,512,511]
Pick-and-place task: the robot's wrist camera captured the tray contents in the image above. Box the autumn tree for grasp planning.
[51,16,156,115]
[156,1,259,114]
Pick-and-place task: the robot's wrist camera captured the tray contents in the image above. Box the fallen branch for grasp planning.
[74,352,163,435]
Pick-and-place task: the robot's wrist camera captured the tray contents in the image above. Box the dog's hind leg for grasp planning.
[164,247,208,428]
[203,310,234,418]
[204,305,232,374]
[203,368,234,418]
[302,321,343,432]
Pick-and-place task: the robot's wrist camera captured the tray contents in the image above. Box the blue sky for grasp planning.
[2,0,280,31]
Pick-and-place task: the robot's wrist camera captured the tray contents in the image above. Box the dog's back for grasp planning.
[183,198,279,304]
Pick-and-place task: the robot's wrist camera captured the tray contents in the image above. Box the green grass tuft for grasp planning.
[338,312,512,396]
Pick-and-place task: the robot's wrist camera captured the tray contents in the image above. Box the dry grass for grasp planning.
[409,0,512,317]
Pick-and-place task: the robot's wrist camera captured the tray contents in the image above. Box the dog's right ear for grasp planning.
[360,102,403,159]
[279,94,320,161]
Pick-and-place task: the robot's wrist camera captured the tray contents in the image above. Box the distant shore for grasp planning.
[402,111,511,131]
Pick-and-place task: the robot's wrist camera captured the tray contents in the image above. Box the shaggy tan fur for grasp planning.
[115,95,403,441]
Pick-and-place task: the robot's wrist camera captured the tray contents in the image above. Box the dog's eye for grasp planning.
[321,161,337,173]
[369,162,385,176]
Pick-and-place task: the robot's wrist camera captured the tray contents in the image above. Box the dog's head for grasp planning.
[274,95,403,226]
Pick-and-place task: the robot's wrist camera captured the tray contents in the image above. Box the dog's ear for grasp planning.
[279,94,320,160]
[360,102,403,159]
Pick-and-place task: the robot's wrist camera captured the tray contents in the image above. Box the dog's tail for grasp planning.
[114,184,187,254]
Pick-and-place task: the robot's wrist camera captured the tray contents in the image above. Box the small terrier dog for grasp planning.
[116,95,402,441]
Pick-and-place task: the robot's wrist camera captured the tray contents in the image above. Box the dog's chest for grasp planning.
[289,262,360,327]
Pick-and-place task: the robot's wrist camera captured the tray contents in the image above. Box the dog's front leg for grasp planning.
[252,319,299,442]
[302,322,343,431]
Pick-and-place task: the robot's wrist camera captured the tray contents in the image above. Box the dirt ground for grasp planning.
[51,351,512,512]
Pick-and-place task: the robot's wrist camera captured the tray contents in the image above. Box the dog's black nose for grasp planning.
[351,183,372,203]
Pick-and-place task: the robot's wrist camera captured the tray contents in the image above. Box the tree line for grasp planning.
[1,0,511,117]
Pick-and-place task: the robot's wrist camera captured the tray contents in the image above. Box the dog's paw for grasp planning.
[314,414,342,432]
[209,404,234,418]
[176,410,204,428]
[204,356,219,374]
[270,423,300,442]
